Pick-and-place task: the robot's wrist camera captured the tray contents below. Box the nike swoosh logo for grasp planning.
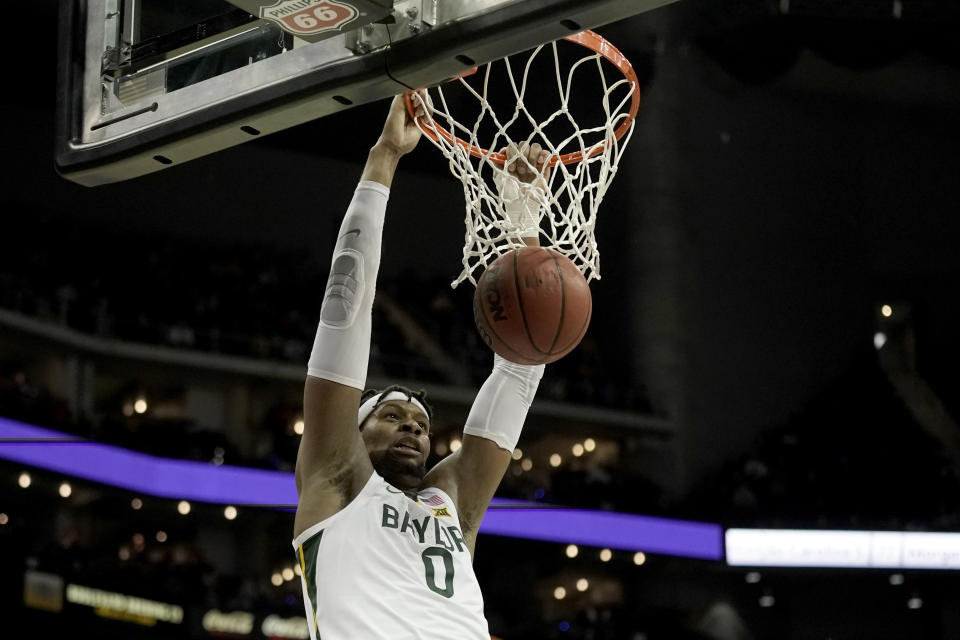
[340,228,361,239]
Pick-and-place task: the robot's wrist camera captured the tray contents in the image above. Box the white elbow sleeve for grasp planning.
[307,181,389,389]
[463,354,545,452]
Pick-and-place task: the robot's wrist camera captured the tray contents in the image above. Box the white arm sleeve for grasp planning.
[306,181,389,389]
[463,354,545,452]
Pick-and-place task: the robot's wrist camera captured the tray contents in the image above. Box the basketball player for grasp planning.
[292,93,551,639]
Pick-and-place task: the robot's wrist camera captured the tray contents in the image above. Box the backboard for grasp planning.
[56,0,678,186]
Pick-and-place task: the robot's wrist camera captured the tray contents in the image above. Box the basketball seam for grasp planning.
[476,280,543,365]
[553,296,591,355]
[482,312,543,364]
[514,249,551,356]
[545,249,565,354]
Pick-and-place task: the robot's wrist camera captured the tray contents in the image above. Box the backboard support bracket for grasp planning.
[56,0,678,186]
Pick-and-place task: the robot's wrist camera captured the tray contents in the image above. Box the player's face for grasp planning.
[360,401,431,489]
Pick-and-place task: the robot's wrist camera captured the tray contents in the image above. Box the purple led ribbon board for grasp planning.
[0,417,294,505]
[0,416,723,560]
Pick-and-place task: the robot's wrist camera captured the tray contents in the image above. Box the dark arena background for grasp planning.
[3,1,960,638]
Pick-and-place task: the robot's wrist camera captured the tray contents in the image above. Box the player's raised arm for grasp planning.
[423,143,550,554]
[294,95,425,537]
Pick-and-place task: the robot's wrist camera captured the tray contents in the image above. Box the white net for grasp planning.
[409,31,639,288]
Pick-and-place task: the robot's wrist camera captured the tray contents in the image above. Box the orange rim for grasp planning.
[404,30,640,167]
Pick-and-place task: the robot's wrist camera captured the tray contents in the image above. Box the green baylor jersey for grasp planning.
[292,470,490,640]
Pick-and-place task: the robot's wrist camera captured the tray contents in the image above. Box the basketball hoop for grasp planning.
[405,30,640,288]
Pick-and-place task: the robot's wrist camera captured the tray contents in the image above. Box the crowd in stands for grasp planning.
[0,477,705,640]
[0,417,673,638]
[5,349,960,532]
[0,362,75,432]
[5,497,314,630]
[2,217,958,528]
[684,358,960,532]
[4,236,960,639]
[0,223,648,411]
[0,357,646,519]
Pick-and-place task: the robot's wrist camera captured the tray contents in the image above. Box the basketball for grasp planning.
[473,247,592,365]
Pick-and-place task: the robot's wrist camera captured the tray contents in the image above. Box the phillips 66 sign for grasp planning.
[259,0,359,36]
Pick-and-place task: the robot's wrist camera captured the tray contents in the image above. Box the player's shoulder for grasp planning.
[419,463,460,508]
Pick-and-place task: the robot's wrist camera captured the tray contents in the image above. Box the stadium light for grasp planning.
[874,332,887,350]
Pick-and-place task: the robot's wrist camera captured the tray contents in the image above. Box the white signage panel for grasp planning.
[726,529,960,569]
